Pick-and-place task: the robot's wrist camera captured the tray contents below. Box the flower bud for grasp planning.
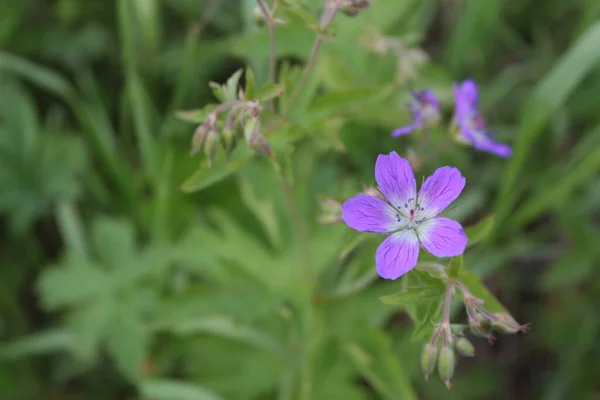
[437,346,455,389]
[190,123,208,156]
[340,0,371,16]
[203,129,219,167]
[420,343,438,380]
[492,312,530,334]
[316,198,342,225]
[455,337,474,357]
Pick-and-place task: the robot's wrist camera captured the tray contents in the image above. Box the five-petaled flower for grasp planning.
[342,152,468,280]
[392,90,440,137]
[453,80,512,158]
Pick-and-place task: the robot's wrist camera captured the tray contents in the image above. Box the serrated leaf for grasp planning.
[180,145,253,193]
[465,215,495,248]
[139,379,224,400]
[410,299,443,342]
[176,104,217,123]
[37,256,111,309]
[254,83,284,102]
[410,316,436,342]
[457,271,507,314]
[446,255,463,278]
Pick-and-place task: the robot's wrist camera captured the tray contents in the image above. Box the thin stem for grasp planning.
[271,158,314,287]
[441,281,455,346]
[256,0,277,85]
[285,2,340,113]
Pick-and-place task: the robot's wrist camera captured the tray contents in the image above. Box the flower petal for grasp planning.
[375,230,420,279]
[392,124,417,137]
[459,79,478,106]
[461,126,512,158]
[417,217,467,257]
[341,195,400,233]
[417,166,465,219]
[375,152,417,213]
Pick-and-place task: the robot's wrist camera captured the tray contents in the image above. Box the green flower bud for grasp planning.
[455,337,475,357]
[420,343,438,380]
[437,346,455,389]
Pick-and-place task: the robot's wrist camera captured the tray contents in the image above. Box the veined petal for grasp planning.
[417,166,465,219]
[341,195,400,233]
[462,125,512,158]
[375,230,420,279]
[375,152,417,214]
[417,217,467,257]
[392,124,417,137]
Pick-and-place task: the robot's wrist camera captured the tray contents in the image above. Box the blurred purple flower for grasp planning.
[341,152,467,280]
[392,90,440,137]
[453,80,512,157]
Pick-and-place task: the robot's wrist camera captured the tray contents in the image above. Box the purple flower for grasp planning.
[453,80,512,157]
[392,90,440,137]
[342,152,468,280]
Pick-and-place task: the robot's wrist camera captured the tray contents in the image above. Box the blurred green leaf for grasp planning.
[176,104,218,124]
[255,82,285,102]
[457,271,507,314]
[181,145,254,193]
[465,215,495,248]
[0,330,71,360]
[346,326,417,400]
[379,285,445,306]
[139,379,224,400]
[446,255,463,278]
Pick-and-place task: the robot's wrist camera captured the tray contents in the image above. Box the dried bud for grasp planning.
[455,337,475,357]
[252,6,267,26]
[190,123,208,156]
[437,346,455,389]
[203,129,219,166]
[340,0,371,16]
[316,198,342,225]
[420,343,438,380]
[492,313,530,334]
[470,319,495,344]
[361,186,385,200]
[406,148,421,172]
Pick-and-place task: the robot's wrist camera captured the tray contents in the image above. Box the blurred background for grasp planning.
[1,0,600,399]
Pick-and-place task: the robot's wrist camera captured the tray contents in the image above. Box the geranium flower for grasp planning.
[453,80,512,157]
[392,90,440,137]
[341,152,467,279]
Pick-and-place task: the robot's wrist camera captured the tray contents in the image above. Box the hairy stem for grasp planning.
[441,281,455,346]
[285,2,340,113]
[256,0,277,85]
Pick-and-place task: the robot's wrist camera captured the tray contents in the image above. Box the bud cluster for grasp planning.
[420,282,530,389]
[190,98,271,165]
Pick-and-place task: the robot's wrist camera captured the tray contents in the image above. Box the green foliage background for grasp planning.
[1,0,600,399]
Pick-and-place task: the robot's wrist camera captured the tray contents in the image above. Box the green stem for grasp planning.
[285,3,340,113]
[256,0,277,85]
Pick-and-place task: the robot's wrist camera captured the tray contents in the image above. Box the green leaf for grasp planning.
[167,316,292,362]
[91,218,136,267]
[225,69,244,100]
[457,271,507,314]
[446,255,464,278]
[105,306,149,381]
[180,145,253,193]
[0,330,71,360]
[495,21,600,230]
[244,67,256,99]
[176,104,218,124]
[465,215,495,248]
[306,85,393,119]
[346,326,417,400]
[379,284,445,306]
[67,302,112,362]
[37,256,111,310]
[139,379,224,400]
[254,82,284,102]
